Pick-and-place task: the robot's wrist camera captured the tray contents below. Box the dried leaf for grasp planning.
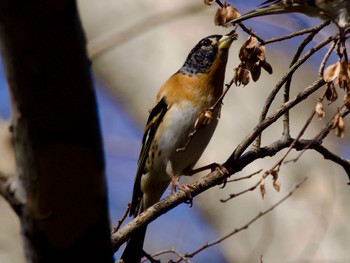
[245,35,258,49]
[261,60,273,74]
[214,6,227,26]
[325,83,338,102]
[270,169,278,180]
[335,115,345,138]
[214,2,240,27]
[251,66,261,82]
[239,35,272,83]
[332,111,341,129]
[194,111,204,129]
[255,45,266,61]
[315,102,325,119]
[203,109,213,125]
[260,178,266,199]
[233,66,250,86]
[323,62,340,83]
[225,5,241,23]
[273,180,281,192]
[338,62,350,90]
[344,94,350,109]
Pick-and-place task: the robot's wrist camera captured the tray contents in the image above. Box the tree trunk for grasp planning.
[0,1,113,262]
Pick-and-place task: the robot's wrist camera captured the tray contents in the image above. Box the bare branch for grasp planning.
[262,21,331,45]
[181,178,308,261]
[269,110,316,173]
[225,169,263,183]
[319,40,338,77]
[87,3,205,59]
[311,144,350,184]
[112,204,131,234]
[286,106,350,164]
[282,24,326,138]
[228,78,325,166]
[253,35,334,149]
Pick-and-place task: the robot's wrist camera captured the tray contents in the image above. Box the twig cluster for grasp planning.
[111,1,350,262]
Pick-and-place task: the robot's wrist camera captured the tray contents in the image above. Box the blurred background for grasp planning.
[1,0,350,262]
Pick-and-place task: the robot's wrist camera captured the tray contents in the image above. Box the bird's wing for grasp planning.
[129,97,168,216]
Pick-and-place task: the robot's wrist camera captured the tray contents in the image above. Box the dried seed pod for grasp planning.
[233,65,250,86]
[214,2,240,27]
[260,178,266,199]
[315,101,325,119]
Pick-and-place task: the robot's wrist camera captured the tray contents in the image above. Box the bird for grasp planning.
[231,0,350,28]
[120,32,236,263]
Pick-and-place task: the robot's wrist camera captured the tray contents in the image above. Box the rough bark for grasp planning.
[0,1,113,262]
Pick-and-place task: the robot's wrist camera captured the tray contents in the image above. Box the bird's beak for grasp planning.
[218,33,236,50]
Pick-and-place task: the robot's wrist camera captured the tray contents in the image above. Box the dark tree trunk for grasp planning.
[0,1,113,262]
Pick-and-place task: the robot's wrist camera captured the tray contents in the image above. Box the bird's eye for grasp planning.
[202,38,212,46]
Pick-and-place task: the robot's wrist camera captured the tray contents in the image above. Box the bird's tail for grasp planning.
[233,5,290,23]
[120,225,148,263]
[232,1,310,24]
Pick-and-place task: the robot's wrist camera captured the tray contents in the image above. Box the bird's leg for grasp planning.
[168,174,194,196]
[166,161,194,198]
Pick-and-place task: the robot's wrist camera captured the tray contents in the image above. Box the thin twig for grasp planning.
[267,110,316,174]
[225,169,263,183]
[112,204,131,234]
[87,3,205,59]
[318,39,338,77]
[263,21,331,45]
[282,24,326,138]
[220,176,265,202]
[144,248,190,263]
[227,78,325,166]
[215,0,224,7]
[285,106,350,165]
[253,35,335,149]
[181,178,308,261]
[142,250,161,263]
[238,22,265,43]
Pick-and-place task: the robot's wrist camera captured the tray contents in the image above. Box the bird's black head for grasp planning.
[178,34,234,76]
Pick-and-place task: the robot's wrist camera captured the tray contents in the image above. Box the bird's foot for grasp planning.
[169,175,194,199]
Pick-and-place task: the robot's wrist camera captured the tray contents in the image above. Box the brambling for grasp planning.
[232,0,350,28]
[120,33,236,263]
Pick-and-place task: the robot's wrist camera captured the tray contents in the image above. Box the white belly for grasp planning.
[153,101,219,181]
